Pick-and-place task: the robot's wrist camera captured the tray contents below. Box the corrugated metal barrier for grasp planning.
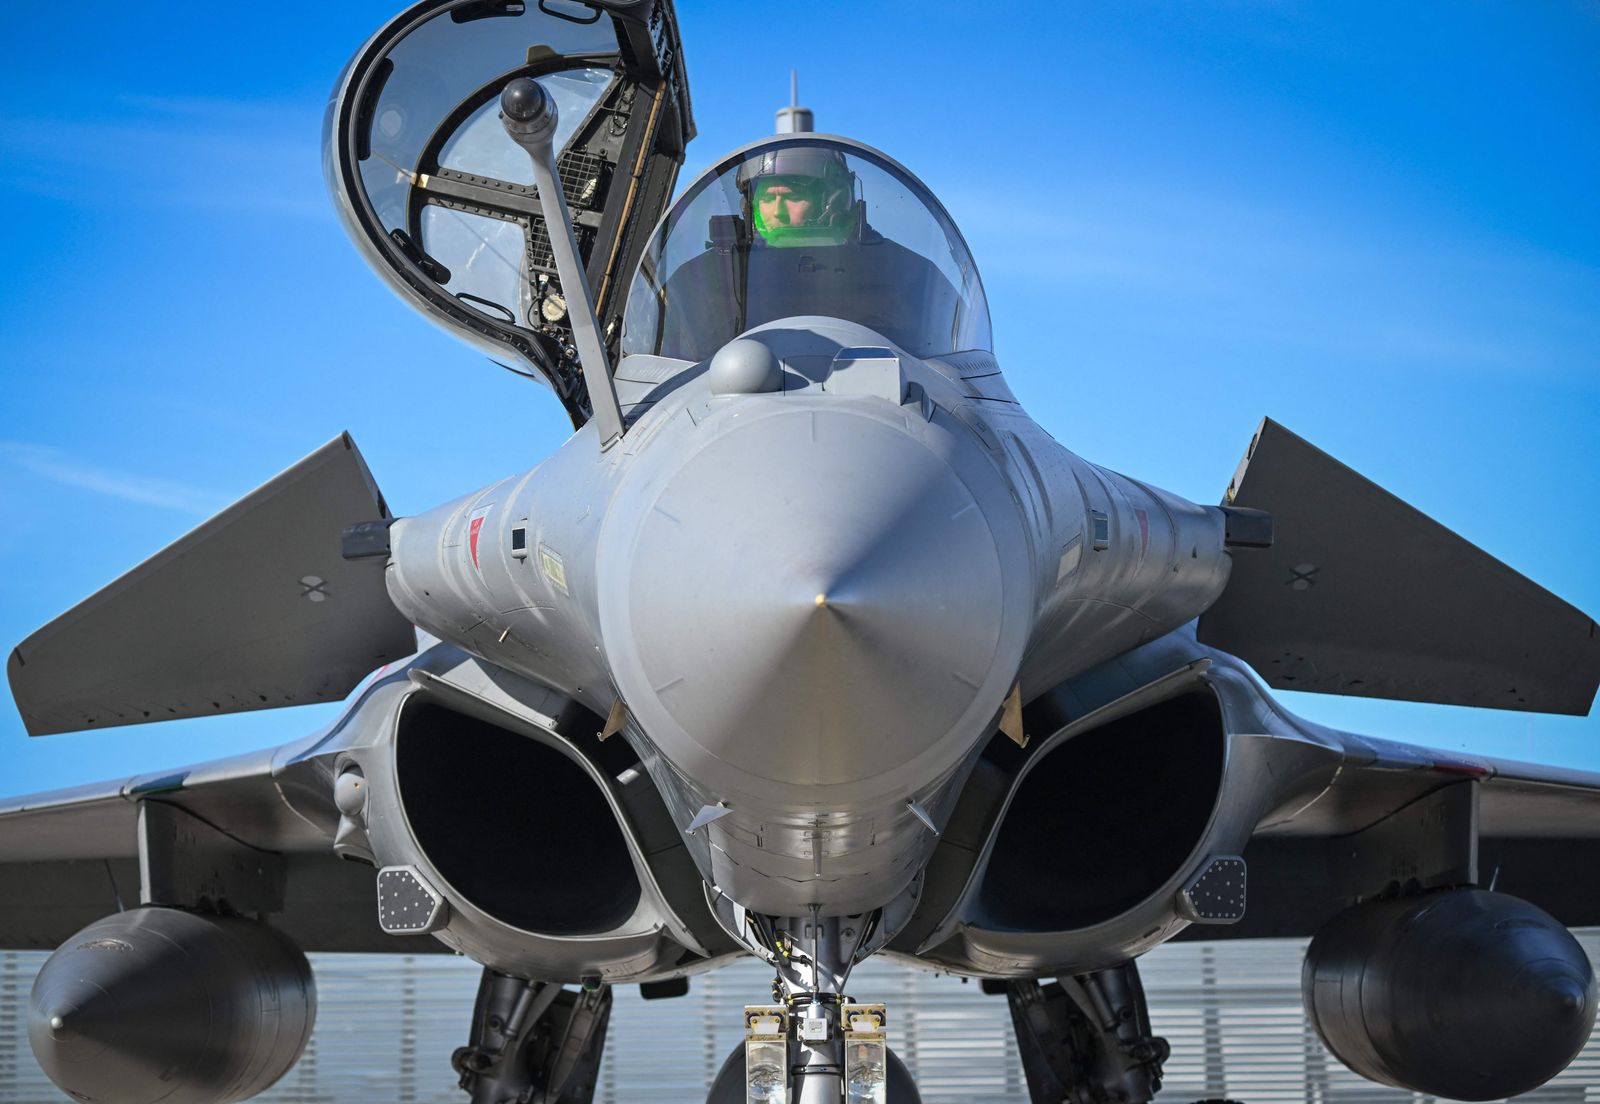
[4,932,1599,1102]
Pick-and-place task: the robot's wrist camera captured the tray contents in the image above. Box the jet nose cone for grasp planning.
[607,406,1015,792]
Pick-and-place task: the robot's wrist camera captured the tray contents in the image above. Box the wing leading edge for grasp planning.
[0,741,421,953]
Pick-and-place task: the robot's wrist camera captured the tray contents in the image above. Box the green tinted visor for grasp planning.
[751,176,851,247]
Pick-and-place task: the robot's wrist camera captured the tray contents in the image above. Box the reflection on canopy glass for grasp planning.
[322,0,695,426]
[414,68,611,328]
[350,6,615,242]
[436,68,611,187]
[623,138,992,362]
[355,38,612,330]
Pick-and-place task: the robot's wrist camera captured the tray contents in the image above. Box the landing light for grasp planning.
[843,1003,888,1104]
[744,1005,789,1104]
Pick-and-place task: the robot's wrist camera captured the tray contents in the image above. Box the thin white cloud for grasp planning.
[945,176,1600,378]
[0,442,224,515]
[115,92,309,126]
[0,93,328,221]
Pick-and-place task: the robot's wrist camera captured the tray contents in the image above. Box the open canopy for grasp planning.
[324,0,694,426]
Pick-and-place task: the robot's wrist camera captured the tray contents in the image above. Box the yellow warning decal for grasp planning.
[537,543,569,595]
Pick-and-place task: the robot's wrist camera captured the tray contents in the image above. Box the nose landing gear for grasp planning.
[714,910,918,1103]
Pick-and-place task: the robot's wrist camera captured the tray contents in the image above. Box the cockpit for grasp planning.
[621,136,992,364]
[324,0,992,425]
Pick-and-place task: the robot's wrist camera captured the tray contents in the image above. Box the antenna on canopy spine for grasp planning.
[775,70,814,134]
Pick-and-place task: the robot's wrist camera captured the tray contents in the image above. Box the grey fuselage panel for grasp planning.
[385,317,1232,918]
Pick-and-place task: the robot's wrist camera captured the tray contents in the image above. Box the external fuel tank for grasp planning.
[28,908,316,1104]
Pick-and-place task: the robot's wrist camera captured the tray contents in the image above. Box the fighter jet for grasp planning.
[5,2,1600,1102]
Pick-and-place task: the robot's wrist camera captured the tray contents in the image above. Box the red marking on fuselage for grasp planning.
[1431,757,1491,777]
[469,515,486,568]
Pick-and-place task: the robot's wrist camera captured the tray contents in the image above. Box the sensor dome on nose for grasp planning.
[708,339,782,395]
[608,406,1008,792]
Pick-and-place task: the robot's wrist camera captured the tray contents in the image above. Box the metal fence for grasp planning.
[4,932,1599,1102]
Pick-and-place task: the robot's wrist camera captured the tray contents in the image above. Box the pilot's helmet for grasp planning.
[737,145,859,248]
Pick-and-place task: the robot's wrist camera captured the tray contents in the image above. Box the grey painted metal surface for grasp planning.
[4,4,1600,1098]
[3,938,1600,1102]
[381,291,1233,918]
[1199,418,1600,714]
[7,434,414,735]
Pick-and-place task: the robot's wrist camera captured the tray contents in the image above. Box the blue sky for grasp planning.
[1,1,1596,794]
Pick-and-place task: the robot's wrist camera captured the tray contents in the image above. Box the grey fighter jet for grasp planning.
[5,3,1600,1103]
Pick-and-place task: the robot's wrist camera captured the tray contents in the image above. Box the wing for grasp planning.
[0,734,432,953]
[7,433,415,737]
[1,644,737,980]
[1198,417,1600,715]
[890,629,1600,975]
[1222,729,1600,940]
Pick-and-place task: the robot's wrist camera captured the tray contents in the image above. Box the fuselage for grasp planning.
[387,316,1231,915]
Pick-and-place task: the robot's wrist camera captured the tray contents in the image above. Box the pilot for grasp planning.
[741,146,860,248]
[653,143,962,361]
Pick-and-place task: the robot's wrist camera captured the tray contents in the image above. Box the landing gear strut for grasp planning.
[721,909,918,1103]
[1003,961,1171,1104]
[452,968,612,1104]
